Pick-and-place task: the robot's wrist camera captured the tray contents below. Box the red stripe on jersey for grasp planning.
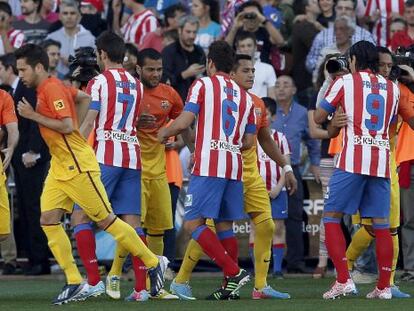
[265,160,271,191]
[119,70,131,168]
[192,81,205,176]
[209,76,221,177]
[352,73,363,174]
[224,79,233,179]
[384,80,394,178]
[103,72,116,166]
[368,75,379,176]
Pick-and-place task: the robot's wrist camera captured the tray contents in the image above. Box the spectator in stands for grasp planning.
[291,0,323,106]
[0,2,24,55]
[162,15,205,101]
[271,75,320,274]
[191,0,221,53]
[306,0,374,75]
[46,0,95,76]
[140,3,186,52]
[390,18,407,42]
[12,0,50,45]
[391,1,414,51]
[124,43,139,78]
[235,31,276,99]
[40,0,59,23]
[317,0,335,28]
[225,0,284,64]
[113,0,158,46]
[0,53,51,275]
[41,39,61,78]
[79,0,107,37]
[313,15,355,84]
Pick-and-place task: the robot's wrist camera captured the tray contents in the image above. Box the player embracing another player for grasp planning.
[314,40,399,299]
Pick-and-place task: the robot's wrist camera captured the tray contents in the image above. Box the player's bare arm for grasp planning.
[2,122,18,172]
[17,97,74,134]
[79,109,99,139]
[75,90,92,125]
[257,126,297,194]
[157,111,195,143]
[313,107,331,125]
[327,107,347,138]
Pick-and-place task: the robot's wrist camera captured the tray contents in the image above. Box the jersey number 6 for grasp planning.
[222,99,238,137]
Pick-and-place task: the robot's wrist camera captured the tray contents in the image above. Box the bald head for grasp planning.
[275,75,296,105]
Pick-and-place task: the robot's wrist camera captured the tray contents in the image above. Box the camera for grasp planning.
[68,47,99,84]
[244,12,257,20]
[326,56,349,74]
[391,45,414,92]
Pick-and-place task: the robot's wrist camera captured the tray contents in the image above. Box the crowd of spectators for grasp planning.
[0,0,414,284]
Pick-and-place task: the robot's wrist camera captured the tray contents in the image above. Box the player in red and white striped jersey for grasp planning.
[257,130,290,193]
[121,0,158,46]
[158,41,254,298]
[365,0,404,47]
[87,68,143,170]
[315,41,399,300]
[0,2,24,55]
[71,32,166,302]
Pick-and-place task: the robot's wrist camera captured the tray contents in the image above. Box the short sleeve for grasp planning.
[0,91,17,125]
[320,77,344,114]
[45,84,73,119]
[245,103,257,134]
[86,78,101,111]
[184,79,205,115]
[256,97,269,130]
[168,87,184,119]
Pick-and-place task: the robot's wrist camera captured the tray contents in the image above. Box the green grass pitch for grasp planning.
[1,276,414,311]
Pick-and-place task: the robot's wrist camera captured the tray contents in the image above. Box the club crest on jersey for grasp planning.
[184,194,193,207]
[255,107,262,117]
[53,100,65,110]
[160,100,170,110]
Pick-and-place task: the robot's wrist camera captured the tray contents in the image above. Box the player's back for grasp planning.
[188,73,255,180]
[87,68,143,170]
[338,71,399,177]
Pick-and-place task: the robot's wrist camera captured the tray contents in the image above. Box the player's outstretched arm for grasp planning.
[17,97,74,134]
[313,108,330,125]
[158,111,195,144]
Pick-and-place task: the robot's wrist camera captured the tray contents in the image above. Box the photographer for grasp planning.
[225,1,284,64]
[67,47,100,91]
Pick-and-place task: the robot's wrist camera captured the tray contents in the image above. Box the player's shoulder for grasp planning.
[248,92,265,108]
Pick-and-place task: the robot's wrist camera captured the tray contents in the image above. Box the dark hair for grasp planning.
[349,40,379,73]
[262,97,277,116]
[237,0,263,16]
[137,48,162,67]
[41,39,62,50]
[96,31,125,64]
[391,17,407,27]
[0,2,12,16]
[208,40,235,73]
[0,53,17,75]
[163,29,178,41]
[200,0,220,24]
[232,54,252,71]
[14,44,49,71]
[125,43,139,58]
[234,31,257,46]
[132,0,145,4]
[406,0,414,9]
[164,3,187,27]
[34,0,43,13]
[377,46,392,56]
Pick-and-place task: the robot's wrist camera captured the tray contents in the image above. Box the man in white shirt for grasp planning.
[235,30,277,99]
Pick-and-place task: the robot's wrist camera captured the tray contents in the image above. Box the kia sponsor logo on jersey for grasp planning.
[210,139,241,154]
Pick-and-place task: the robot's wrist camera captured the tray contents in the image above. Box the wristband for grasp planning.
[283,165,293,174]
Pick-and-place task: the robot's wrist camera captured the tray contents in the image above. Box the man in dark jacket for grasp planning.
[162,15,205,101]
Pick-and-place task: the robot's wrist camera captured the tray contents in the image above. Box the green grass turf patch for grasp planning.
[1,276,414,311]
